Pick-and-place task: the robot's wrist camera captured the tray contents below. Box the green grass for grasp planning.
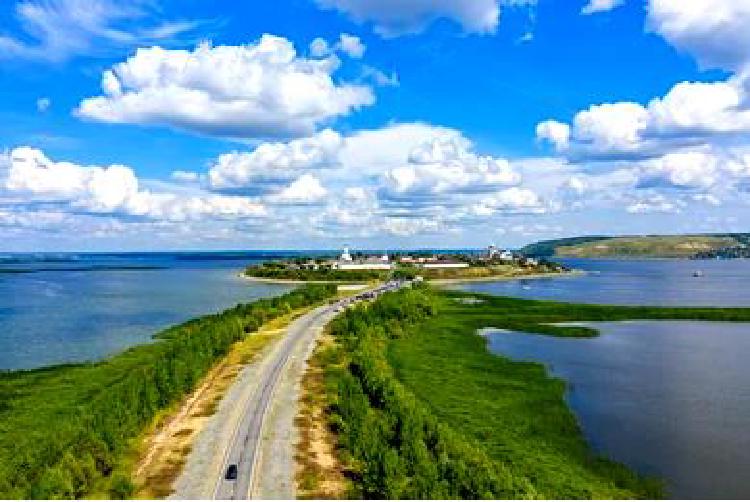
[326,286,750,499]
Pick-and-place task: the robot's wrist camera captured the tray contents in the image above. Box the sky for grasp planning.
[0,0,748,251]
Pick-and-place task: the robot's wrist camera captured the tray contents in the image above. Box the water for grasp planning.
[486,322,750,499]
[452,258,750,306]
[0,252,317,370]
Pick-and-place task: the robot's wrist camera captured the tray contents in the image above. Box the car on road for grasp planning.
[225,464,238,480]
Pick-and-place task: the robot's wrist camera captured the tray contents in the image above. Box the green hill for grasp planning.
[521,234,749,259]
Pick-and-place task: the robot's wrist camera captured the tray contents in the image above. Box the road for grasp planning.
[212,304,336,500]
[209,281,405,500]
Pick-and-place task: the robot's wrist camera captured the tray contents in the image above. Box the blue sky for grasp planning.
[0,0,748,251]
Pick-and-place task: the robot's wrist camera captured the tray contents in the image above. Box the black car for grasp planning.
[225,464,238,480]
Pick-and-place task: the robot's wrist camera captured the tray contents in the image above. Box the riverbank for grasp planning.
[307,285,750,498]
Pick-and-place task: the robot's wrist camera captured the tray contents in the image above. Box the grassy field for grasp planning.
[321,286,750,499]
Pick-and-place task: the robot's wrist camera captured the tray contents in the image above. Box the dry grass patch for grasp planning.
[295,332,348,499]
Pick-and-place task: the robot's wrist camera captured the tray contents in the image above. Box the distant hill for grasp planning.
[521,234,750,259]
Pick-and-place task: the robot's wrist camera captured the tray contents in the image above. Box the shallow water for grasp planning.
[486,321,750,499]
[0,252,304,370]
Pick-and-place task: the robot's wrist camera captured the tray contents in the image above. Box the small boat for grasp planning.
[693,270,704,277]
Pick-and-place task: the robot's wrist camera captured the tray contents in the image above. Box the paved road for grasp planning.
[212,304,338,500]
[212,281,405,500]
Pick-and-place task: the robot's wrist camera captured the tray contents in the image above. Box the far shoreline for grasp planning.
[239,269,584,285]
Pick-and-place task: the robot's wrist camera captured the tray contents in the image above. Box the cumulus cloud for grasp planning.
[76,35,375,139]
[0,147,266,222]
[309,33,366,58]
[537,77,750,161]
[647,0,750,71]
[208,129,342,193]
[473,187,547,215]
[532,0,750,224]
[314,0,501,37]
[581,0,623,15]
[536,120,570,151]
[0,0,201,63]
[267,174,328,205]
[378,133,522,207]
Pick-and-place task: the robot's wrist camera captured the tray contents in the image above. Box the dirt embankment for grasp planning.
[295,331,349,499]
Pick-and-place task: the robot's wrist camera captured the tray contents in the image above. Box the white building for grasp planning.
[333,247,393,270]
[338,260,393,270]
[421,261,469,269]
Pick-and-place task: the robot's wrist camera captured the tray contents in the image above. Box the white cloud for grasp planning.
[535,120,570,151]
[379,133,521,206]
[360,65,399,87]
[267,174,328,205]
[626,194,682,214]
[314,0,500,37]
[208,129,342,192]
[379,217,441,236]
[338,33,366,58]
[581,0,623,15]
[36,97,51,112]
[1,147,266,222]
[638,151,720,189]
[537,77,750,161]
[171,170,200,183]
[309,37,331,58]
[0,0,200,63]
[647,0,750,71]
[309,33,366,58]
[473,187,546,215]
[76,35,375,139]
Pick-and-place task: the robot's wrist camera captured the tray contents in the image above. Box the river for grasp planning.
[455,259,750,498]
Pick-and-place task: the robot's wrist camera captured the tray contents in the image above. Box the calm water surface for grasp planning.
[487,322,750,499]
[453,258,750,306]
[0,252,307,370]
[460,258,750,498]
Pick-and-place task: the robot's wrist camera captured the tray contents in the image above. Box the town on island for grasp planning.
[244,245,567,283]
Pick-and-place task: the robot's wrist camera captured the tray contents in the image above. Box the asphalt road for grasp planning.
[212,281,405,500]
[212,303,337,500]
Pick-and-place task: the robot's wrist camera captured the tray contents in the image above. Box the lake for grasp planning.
[457,259,750,499]
[0,252,313,370]
[451,258,750,306]
[487,321,750,499]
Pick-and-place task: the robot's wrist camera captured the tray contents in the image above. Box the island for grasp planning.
[521,233,750,259]
[243,245,569,283]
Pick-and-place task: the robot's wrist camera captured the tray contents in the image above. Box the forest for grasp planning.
[0,284,335,499]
